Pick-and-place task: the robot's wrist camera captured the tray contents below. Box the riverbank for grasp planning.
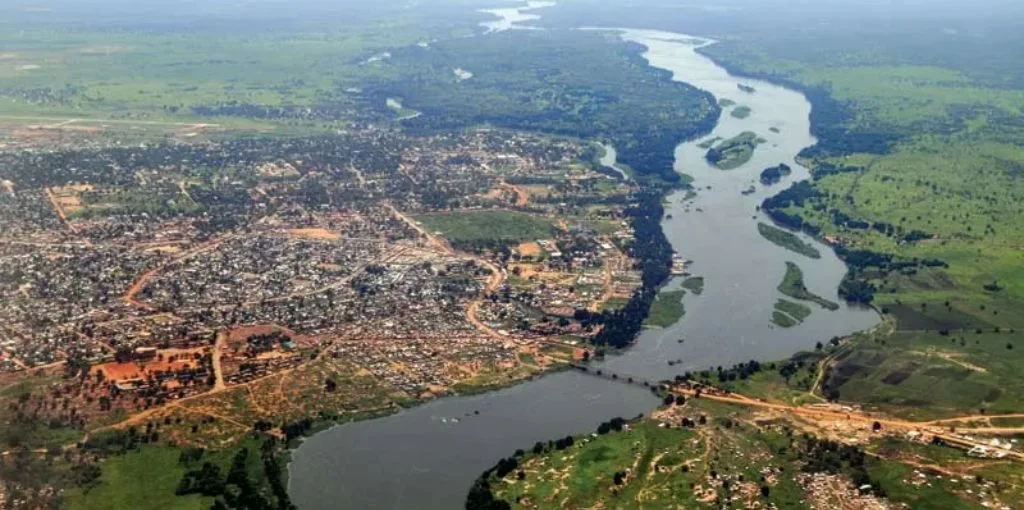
[288,18,879,510]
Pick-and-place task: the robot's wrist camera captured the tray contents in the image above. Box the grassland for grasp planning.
[757,222,821,259]
[823,329,1024,419]
[483,417,813,509]
[415,210,557,247]
[66,447,212,510]
[481,397,992,509]
[704,131,762,170]
[0,1,487,136]
[778,262,839,311]
[644,290,685,328]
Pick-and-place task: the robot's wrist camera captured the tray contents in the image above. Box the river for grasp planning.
[288,12,880,510]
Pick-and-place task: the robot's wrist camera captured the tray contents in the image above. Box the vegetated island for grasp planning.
[644,290,686,328]
[681,276,704,295]
[697,136,722,149]
[757,222,821,259]
[718,98,736,107]
[772,298,812,327]
[730,105,752,119]
[737,83,756,93]
[778,261,839,310]
[759,162,792,185]
[704,131,763,170]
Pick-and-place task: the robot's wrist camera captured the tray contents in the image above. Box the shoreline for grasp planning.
[287,10,880,509]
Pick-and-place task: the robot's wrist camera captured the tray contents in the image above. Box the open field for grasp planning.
[66,447,212,510]
[824,329,1024,419]
[415,210,558,247]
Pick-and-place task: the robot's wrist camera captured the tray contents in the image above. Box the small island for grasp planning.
[759,162,792,185]
[644,290,686,328]
[718,98,736,107]
[681,276,704,295]
[704,131,763,170]
[772,298,812,327]
[697,136,722,149]
[737,83,756,93]
[758,222,821,259]
[778,261,839,310]
[730,105,752,119]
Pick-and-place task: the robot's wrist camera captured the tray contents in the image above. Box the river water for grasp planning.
[288,14,880,510]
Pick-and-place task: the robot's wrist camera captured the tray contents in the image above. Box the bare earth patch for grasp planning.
[288,228,341,241]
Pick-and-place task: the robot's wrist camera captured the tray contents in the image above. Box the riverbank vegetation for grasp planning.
[368,30,719,184]
[779,262,839,311]
[704,131,762,170]
[757,223,821,259]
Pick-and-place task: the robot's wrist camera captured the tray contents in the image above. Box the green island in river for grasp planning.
[779,261,840,310]
[757,222,821,259]
[704,131,764,170]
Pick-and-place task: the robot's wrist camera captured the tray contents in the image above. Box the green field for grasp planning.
[67,438,292,510]
[416,210,557,247]
[704,131,762,170]
[66,447,211,510]
[644,290,685,328]
[823,329,1024,419]
[778,262,839,311]
[0,2,486,132]
[757,222,821,259]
